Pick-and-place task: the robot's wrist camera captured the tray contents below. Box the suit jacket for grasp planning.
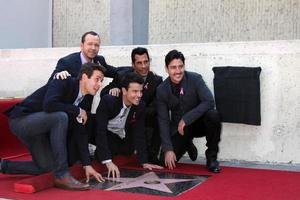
[5,78,94,166]
[5,78,93,119]
[49,52,117,80]
[95,94,148,164]
[101,67,163,117]
[156,71,215,151]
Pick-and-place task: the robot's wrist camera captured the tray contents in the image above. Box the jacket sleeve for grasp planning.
[97,56,117,78]
[100,72,122,97]
[95,96,113,161]
[43,79,80,118]
[48,57,69,82]
[100,67,132,97]
[132,104,148,164]
[145,75,163,117]
[182,75,215,125]
[156,85,174,152]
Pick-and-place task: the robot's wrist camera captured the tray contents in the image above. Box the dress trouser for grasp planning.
[2,112,69,178]
[168,109,221,162]
[67,117,91,166]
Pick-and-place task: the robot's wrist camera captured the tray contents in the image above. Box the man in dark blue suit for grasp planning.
[49,31,117,80]
[156,50,222,173]
[95,72,162,178]
[100,47,163,164]
[1,63,106,190]
[49,31,118,153]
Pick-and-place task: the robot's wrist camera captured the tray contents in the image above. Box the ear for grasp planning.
[80,42,84,51]
[81,73,88,81]
[121,87,127,95]
[165,66,169,74]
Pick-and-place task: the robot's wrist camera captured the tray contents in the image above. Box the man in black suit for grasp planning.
[49,31,117,80]
[0,63,106,190]
[95,72,163,178]
[156,50,222,173]
[49,31,118,150]
[100,47,163,164]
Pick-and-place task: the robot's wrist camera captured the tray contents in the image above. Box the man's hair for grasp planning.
[131,47,150,63]
[165,49,185,67]
[120,72,144,90]
[78,62,106,79]
[81,31,100,43]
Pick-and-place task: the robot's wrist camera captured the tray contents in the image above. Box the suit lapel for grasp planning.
[70,79,80,103]
[179,72,189,112]
[166,78,180,108]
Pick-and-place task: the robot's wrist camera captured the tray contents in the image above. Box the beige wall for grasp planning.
[149,0,300,44]
[52,0,300,46]
[1,40,300,165]
[53,0,110,47]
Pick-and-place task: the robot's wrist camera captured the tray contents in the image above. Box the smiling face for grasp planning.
[80,34,100,61]
[165,58,185,84]
[132,53,150,77]
[122,82,143,106]
[81,70,104,96]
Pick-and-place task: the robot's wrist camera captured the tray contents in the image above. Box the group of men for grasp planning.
[0,31,222,191]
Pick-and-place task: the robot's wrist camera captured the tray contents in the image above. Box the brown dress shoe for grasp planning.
[54,175,90,191]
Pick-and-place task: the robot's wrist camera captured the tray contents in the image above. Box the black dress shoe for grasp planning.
[54,174,90,191]
[207,160,221,173]
[187,141,198,161]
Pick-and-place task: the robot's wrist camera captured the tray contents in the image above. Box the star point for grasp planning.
[105,171,195,193]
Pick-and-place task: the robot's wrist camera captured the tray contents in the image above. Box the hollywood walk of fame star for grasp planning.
[105,171,196,193]
[89,169,208,197]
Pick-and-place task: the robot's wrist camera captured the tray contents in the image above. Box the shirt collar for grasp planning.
[122,100,131,109]
[80,52,91,64]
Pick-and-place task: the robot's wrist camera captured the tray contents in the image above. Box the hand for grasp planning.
[106,162,120,179]
[109,88,121,97]
[142,163,164,170]
[178,119,186,136]
[55,70,71,80]
[84,165,105,183]
[79,108,88,125]
[164,151,177,169]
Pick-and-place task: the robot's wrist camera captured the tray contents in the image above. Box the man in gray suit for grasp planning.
[156,49,222,173]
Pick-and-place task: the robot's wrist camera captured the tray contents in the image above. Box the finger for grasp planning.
[112,170,115,179]
[167,161,172,169]
[171,160,176,169]
[154,165,164,169]
[95,173,101,183]
[116,169,120,178]
[181,129,185,135]
[107,170,111,179]
[86,174,90,183]
[99,174,105,182]
[165,160,168,168]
